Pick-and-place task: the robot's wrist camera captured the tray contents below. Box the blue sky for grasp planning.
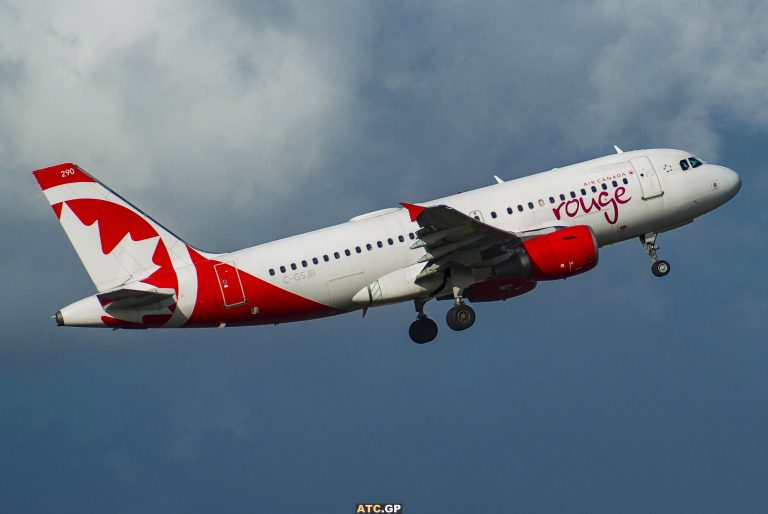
[1,1,767,512]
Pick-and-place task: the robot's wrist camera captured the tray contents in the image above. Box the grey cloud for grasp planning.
[3,0,766,243]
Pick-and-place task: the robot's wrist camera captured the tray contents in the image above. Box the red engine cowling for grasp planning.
[493,225,598,281]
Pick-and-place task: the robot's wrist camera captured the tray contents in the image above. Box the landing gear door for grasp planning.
[630,156,664,200]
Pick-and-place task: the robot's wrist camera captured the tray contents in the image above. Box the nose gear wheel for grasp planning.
[641,232,670,277]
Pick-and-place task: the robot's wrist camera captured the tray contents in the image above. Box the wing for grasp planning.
[401,203,527,281]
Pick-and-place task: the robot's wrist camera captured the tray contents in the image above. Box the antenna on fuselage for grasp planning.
[614,145,624,154]
[493,175,504,184]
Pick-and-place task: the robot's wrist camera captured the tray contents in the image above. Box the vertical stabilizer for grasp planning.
[33,163,206,293]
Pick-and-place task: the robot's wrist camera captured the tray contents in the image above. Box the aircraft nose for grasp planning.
[720,166,741,200]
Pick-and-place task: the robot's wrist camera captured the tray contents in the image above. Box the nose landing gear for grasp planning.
[641,232,670,277]
[651,260,670,277]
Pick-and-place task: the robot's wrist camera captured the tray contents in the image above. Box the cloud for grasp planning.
[3,0,766,239]
[0,0,369,234]
[1,3,767,513]
[584,0,768,157]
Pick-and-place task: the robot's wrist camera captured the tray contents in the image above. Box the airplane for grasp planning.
[33,147,740,343]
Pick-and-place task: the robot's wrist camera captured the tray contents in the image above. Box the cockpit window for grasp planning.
[680,159,690,171]
[689,157,703,168]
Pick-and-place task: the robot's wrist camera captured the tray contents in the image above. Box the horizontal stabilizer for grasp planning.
[97,288,176,310]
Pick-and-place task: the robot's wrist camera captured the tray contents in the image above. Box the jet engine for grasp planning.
[493,225,598,281]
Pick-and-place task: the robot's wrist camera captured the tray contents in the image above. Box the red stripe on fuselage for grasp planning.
[101,314,173,328]
[185,247,341,327]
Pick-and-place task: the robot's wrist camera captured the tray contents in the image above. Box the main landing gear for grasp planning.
[409,289,478,344]
[445,271,476,332]
[446,301,476,331]
[641,232,670,277]
[409,300,438,344]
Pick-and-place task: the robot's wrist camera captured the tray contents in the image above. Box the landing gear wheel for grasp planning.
[641,233,670,278]
[409,317,438,344]
[652,259,670,277]
[446,304,476,331]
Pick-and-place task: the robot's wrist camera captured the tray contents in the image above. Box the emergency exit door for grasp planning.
[214,262,247,308]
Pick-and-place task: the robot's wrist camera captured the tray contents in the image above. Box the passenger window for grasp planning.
[689,157,703,168]
[269,269,275,276]
[398,235,405,242]
[570,191,576,198]
[538,199,545,207]
[517,205,523,212]
[580,189,586,195]
[612,180,618,187]
[290,263,297,270]
[491,211,497,219]
[301,260,307,267]
[366,243,372,251]
[408,233,415,240]
[622,178,629,185]
[591,186,597,193]
[355,246,361,254]
[602,183,608,190]
[560,193,566,201]
[280,265,286,273]
[312,257,318,265]
[323,255,329,262]
[377,241,383,248]
[344,249,351,256]
[334,252,340,259]
[549,197,555,204]
[680,159,689,171]
[387,238,394,245]
[507,207,513,214]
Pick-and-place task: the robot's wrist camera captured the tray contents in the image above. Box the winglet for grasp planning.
[400,202,427,222]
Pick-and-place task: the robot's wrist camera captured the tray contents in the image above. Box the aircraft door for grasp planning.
[630,156,664,200]
[214,262,247,308]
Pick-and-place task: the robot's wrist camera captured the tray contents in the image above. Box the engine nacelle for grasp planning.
[493,225,598,281]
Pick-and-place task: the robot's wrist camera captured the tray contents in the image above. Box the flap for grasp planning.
[400,203,523,279]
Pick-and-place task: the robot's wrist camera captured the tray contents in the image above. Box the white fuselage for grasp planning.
[207,148,739,314]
